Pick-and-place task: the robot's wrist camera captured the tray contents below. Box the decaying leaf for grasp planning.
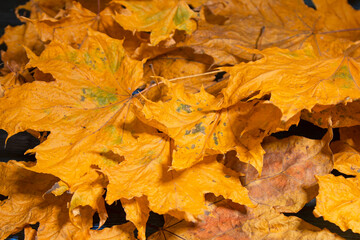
[222,130,333,213]
[181,0,360,65]
[148,196,342,239]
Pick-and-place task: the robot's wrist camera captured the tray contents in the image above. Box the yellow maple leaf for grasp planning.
[221,44,360,122]
[69,169,108,229]
[137,78,281,174]
[103,133,255,222]
[23,1,127,48]
[315,174,360,234]
[121,196,150,240]
[16,0,69,19]
[27,2,101,46]
[0,161,92,240]
[0,24,43,74]
[181,0,360,65]
[0,29,145,187]
[112,0,197,45]
[143,57,217,94]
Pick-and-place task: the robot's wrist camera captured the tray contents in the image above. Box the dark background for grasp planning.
[1,0,360,239]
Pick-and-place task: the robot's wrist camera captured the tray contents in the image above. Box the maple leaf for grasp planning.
[221,44,360,122]
[68,169,108,229]
[0,29,145,187]
[103,132,255,223]
[3,0,360,236]
[315,174,360,234]
[148,196,342,239]
[0,24,43,74]
[25,2,101,46]
[331,140,360,175]
[234,130,333,213]
[0,161,93,240]
[136,78,281,174]
[0,22,44,92]
[111,0,197,46]
[181,0,360,65]
[16,0,70,19]
[314,126,360,234]
[21,1,129,49]
[313,0,360,42]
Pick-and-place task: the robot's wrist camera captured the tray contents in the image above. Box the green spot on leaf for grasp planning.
[105,125,123,144]
[176,103,192,113]
[82,87,118,106]
[332,65,354,89]
[173,4,191,26]
[191,122,206,135]
[213,133,218,145]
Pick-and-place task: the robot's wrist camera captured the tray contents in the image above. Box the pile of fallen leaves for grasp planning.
[1,0,360,239]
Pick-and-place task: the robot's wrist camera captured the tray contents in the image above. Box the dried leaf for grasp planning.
[182,0,360,65]
[149,197,342,239]
[224,130,333,212]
